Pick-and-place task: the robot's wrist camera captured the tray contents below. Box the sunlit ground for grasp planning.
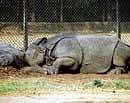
[0,71,130,102]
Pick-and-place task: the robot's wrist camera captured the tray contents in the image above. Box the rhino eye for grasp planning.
[43,50,46,54]
[43,50,46,52]
[39,49,43,53]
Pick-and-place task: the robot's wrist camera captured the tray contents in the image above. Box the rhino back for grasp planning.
[0,43,21,56]
[76,35,119,73]
[0,43,24,67]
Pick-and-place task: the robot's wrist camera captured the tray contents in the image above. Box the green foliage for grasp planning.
[0,78,130,95]
[114,80,130,90]
[0,81,42,93]
[92,80,103,88]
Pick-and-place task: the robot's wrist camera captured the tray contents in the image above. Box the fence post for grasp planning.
[116,0,121,39]
[23,0,28,51]
[60,0,63,22]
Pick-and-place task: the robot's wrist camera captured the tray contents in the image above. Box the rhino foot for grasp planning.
[109,67,126,74]
[43,65,58,75]
[21,66,45,74]
[21,65,58,75]
[21,67,33,72]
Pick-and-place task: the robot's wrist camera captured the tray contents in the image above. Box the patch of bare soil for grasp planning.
[0,66,44,78]
[0,66,130,81]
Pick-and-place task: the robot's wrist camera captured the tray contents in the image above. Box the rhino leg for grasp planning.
[112,42,130,73]
[21,65,45,73]
[21,57,78,74]
[43,57,79,74]
[109,67,126,74]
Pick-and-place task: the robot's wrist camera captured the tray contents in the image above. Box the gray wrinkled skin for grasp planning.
[0,43,25,69]
[23,34,130,74]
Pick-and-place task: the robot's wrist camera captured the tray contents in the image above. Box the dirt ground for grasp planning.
[0,66,130,103]
[0,66,130,79]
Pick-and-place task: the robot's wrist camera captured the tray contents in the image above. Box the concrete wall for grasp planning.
[0,22,130,49]
[28,22,130,33]
[0,22,130,34]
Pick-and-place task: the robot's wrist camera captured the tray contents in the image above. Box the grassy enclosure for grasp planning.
[0,72,130,102]
[0,73,130,96]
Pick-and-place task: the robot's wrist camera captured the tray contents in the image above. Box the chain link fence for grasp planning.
[0,0,130,50]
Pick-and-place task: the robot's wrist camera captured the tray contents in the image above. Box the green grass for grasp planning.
[0,78,63,95]
[0,77,130,95]
[113,80,130,90]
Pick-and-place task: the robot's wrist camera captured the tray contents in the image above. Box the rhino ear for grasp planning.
[37,37,47,45]
[42,37,47,43]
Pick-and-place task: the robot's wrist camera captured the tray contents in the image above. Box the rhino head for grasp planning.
[25,37,48,66]
[25,35,68,67]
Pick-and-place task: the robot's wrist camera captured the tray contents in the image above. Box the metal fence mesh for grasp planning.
[0,0,130,50]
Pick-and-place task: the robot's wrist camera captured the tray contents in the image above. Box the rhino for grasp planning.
[22,33,130,74]
[0,43,25,69]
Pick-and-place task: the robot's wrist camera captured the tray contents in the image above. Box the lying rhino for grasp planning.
[0,43,25,69]
[23,34,130,74]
